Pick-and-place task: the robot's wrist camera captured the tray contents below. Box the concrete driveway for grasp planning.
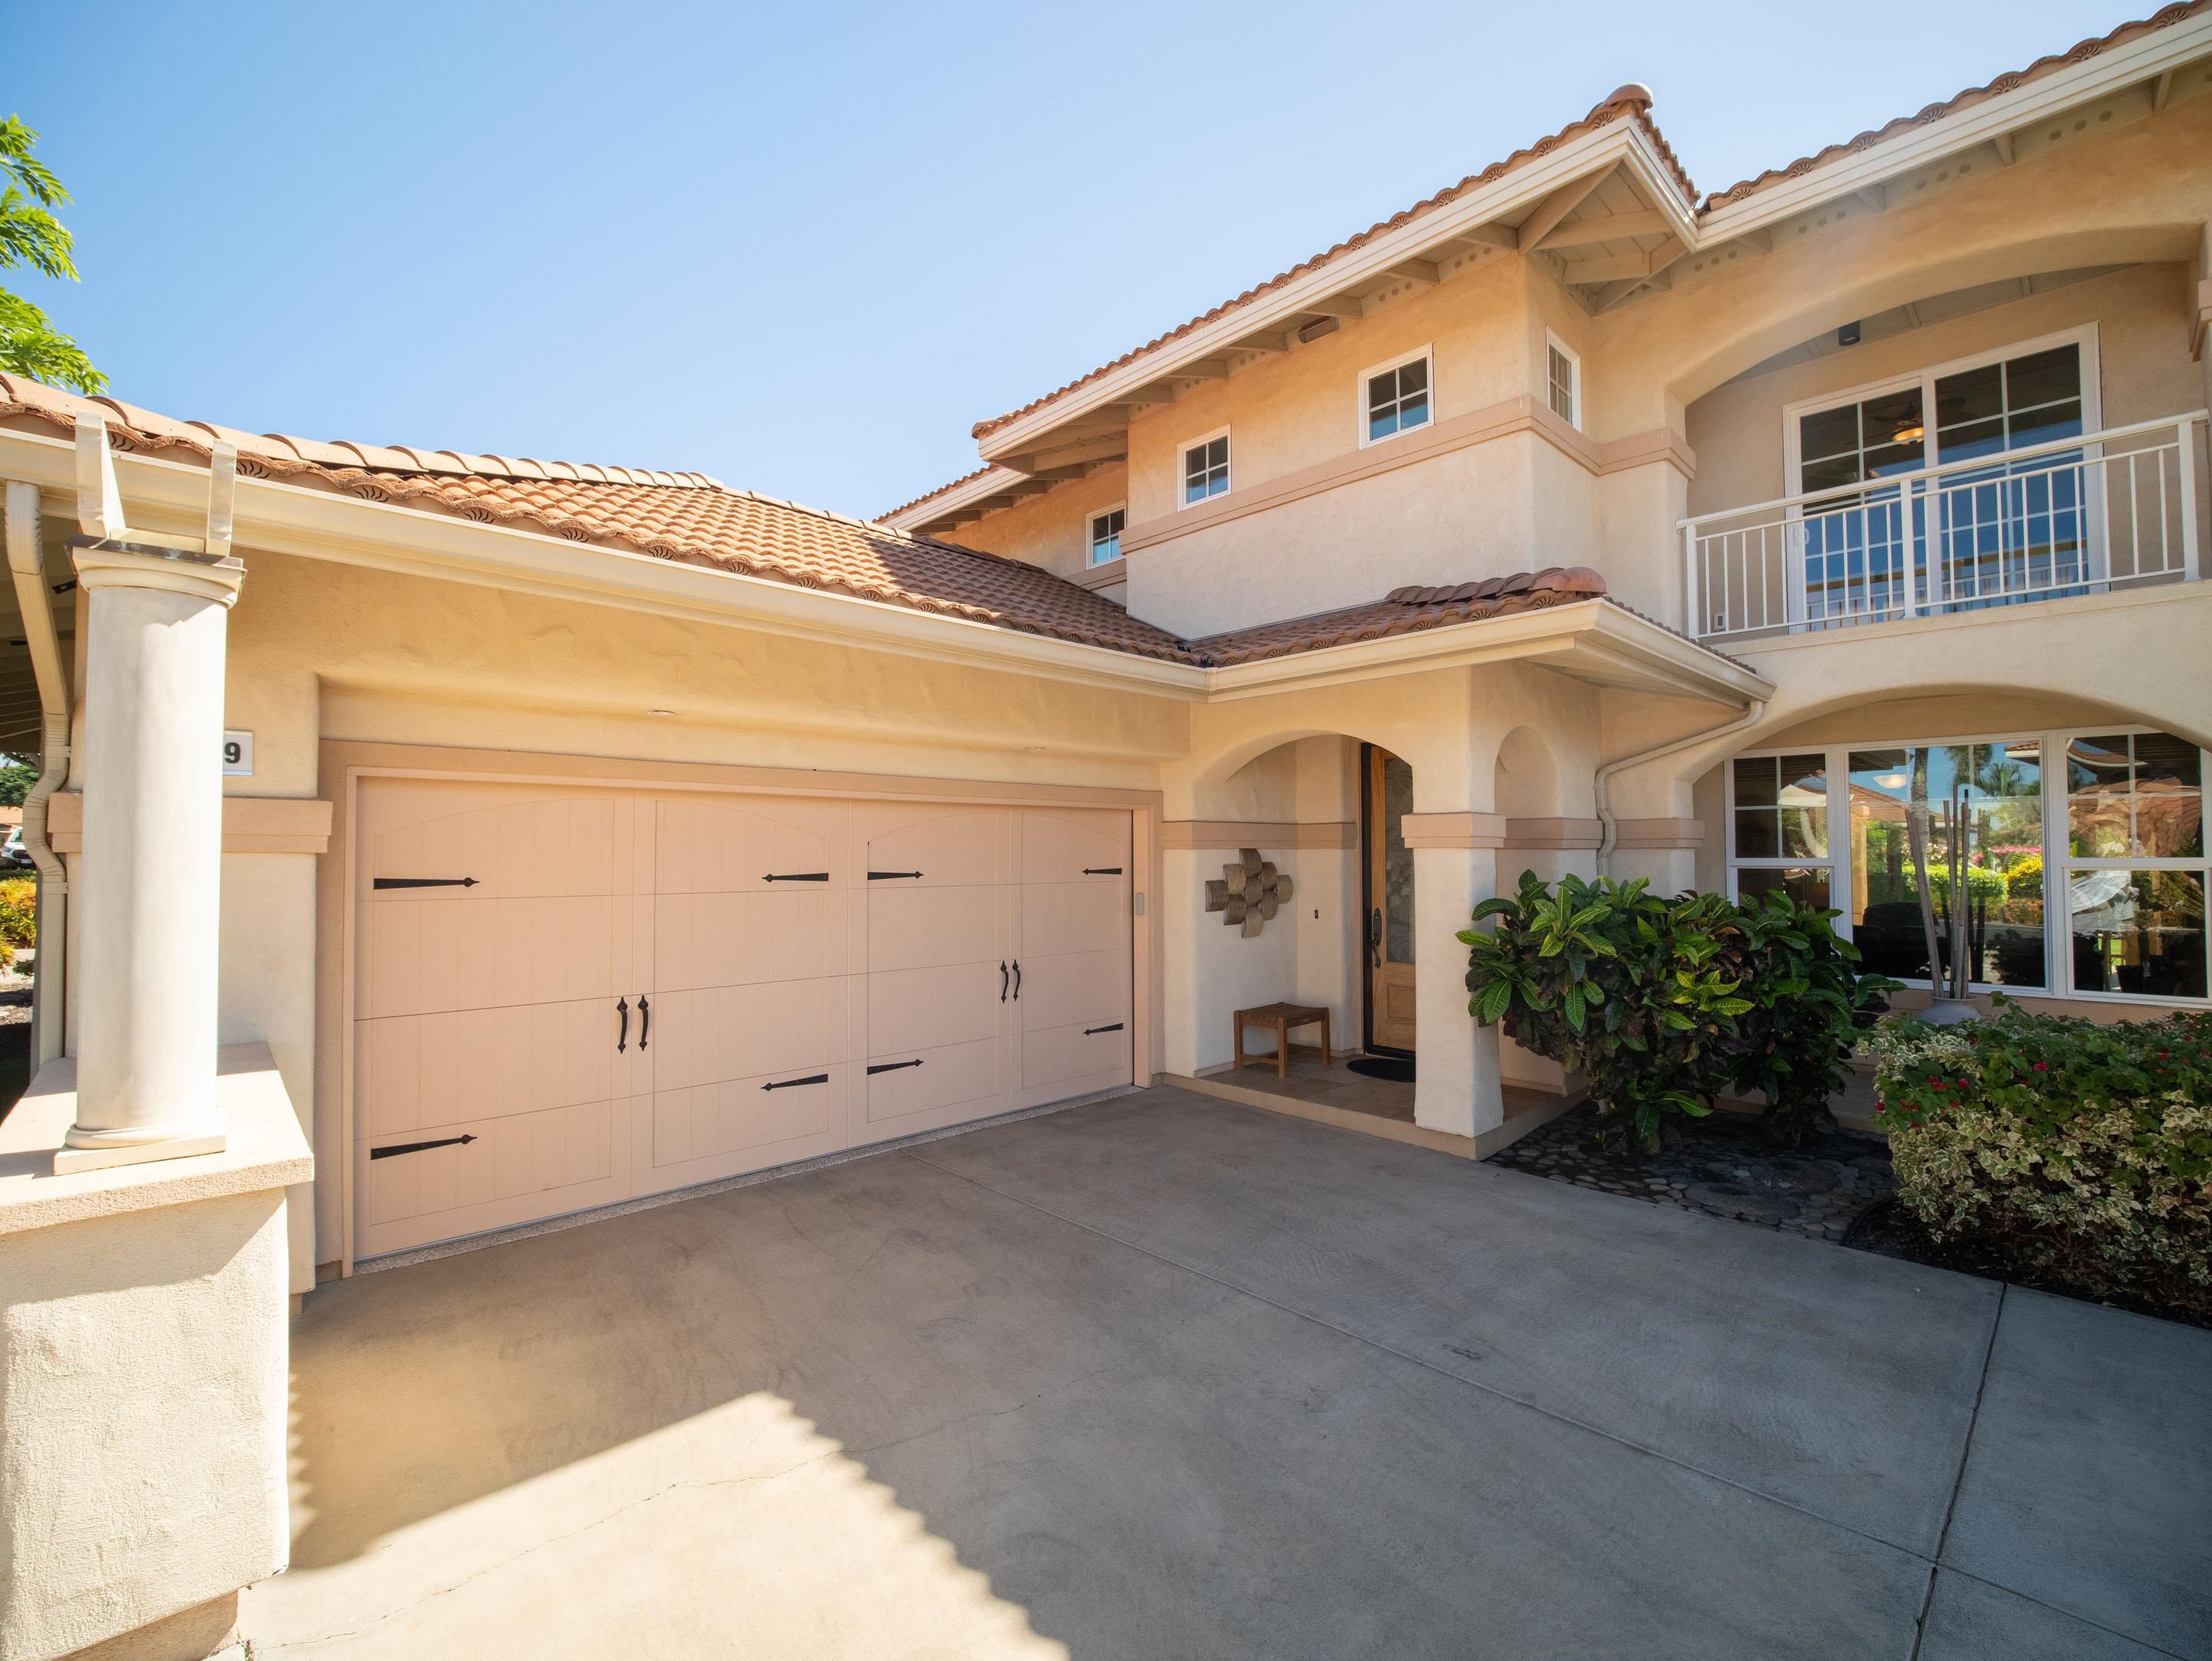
[244,1086,2210,1660]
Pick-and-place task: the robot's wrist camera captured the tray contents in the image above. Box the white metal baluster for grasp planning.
[2181,416,2201,582]
[2157,449,2170,581]
[1900,478,1919,618]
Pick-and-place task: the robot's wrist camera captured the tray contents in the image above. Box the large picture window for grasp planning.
[1725,727,2208,1005]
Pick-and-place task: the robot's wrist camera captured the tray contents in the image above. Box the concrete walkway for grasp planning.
[243,1086,2210,1660]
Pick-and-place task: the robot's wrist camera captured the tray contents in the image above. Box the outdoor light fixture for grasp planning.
[1837,321,1863,346]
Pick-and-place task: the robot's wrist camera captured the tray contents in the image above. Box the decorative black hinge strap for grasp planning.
[1084,1023,1125,1036]
[764,873,829,882]
[762,1073,830,1091]
[374,877,478,890]
[371,1133,478,1160]
[867,870,924,880]
[866,1059,924,1074]
[1083,867,1123,875]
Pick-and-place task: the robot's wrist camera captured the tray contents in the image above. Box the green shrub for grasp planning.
[2003,854,2043,900]
[1722,887,1900,1143]
[1461,874,1894,1152]
[1867,1002,2212,1319]
[0,877,33,951]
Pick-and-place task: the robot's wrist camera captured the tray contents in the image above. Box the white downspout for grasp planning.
[1594,698,1767,879]
[5,481,71,1067]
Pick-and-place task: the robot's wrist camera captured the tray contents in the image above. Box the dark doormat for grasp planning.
[1346,1056,1416,1084]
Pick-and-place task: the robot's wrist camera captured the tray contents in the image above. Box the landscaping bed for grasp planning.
[1492,1102,1892,1243]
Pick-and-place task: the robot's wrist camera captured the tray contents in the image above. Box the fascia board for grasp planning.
[879,465,1029,530]
[977,123,1641,461]
[0,429,1209,703]
[1697,15,2212,240]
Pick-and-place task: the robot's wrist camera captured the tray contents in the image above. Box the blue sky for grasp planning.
[12,1,2131,518]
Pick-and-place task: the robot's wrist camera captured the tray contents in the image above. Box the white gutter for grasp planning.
[4,481,69,1066]
[1594,695,1767,878]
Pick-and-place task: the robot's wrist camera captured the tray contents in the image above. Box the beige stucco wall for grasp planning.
[945,461,1128,582]
[1686,261,2203,519]
[0,1189,290,1661]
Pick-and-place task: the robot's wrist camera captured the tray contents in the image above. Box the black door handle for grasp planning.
[1000,960,1008,1003]
[867,1059,924,1075]
[638,995,650,1049]
[616,996,628,1053]
[1012,960,1022,1000]
[1369,907,1382,968]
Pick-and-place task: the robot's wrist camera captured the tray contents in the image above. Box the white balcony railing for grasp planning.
[1681,413,2206,642]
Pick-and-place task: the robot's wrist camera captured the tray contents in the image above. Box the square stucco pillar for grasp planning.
[1403,814,1505,1141]
[0,1047,310,1661]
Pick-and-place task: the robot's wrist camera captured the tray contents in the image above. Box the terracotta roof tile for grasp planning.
[1185,567,1611,665]
[1701,2,2207,210]
[0,379,1193,663]
[971,88,1691,443]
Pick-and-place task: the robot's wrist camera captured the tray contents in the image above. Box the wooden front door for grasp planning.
[1365,747,1418,1053]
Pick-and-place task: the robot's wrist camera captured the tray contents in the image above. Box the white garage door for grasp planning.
[353,781,1133,1258]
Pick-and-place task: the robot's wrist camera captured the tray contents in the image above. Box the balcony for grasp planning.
[1681,413,2207,642]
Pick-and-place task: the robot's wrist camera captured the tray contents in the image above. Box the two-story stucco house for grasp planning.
[2,10,2210,1656]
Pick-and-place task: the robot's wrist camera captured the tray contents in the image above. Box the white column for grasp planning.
[61,541,244,1166]
[1404,813,1505,1142]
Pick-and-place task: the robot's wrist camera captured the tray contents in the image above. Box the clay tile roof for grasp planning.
[1185,566,1611,667]
[0,381,1194,663]
[972,91,1694,444]
[1701,1,2209,210]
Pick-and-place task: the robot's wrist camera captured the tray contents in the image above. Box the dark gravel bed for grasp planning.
[1491,1101,1894,1244]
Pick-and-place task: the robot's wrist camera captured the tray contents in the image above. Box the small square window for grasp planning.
[1183,435,1230,506]
[1088,508,1124,566]
[1366,354,1432,443]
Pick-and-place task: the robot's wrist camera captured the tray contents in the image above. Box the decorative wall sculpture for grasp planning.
[1204,848,1293,937]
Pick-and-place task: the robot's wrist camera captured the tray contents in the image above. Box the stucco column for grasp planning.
[1404,813,1505,1141]
[62,539,244,1164]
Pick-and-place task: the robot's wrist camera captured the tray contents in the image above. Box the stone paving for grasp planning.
[1490,1101,1895,1243]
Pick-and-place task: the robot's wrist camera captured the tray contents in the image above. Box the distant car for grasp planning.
[1,827,30,869]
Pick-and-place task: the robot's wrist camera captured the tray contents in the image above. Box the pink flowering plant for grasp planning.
[1867,1000,2212,1318]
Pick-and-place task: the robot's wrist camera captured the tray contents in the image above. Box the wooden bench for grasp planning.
[1232,1003,1332,1079]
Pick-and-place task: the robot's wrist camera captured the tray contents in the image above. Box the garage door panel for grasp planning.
[1020,881,1127,959]
[1015,947,1130,1034]
[654,889,828,992]
[650,1069,839,1171]
[865,1037,1004,1123]
[650,979,834,1093]
[654,797,843,896]
[1018,809,1129,885]
[368,797,617,900]
[364,895,614,1019]
[868,960,1002,1056]
[357,998,614,1138]
[866,884,1004,973]
[860,807,1008,888]
[1020,1023,1131,1092]
[359,1097,624,1243]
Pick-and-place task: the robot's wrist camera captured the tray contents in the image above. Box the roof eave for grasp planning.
[1697,10,2212,238]
[976,120,1656,463]
[0,427,1211,703]
[1201,599,1772,705]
